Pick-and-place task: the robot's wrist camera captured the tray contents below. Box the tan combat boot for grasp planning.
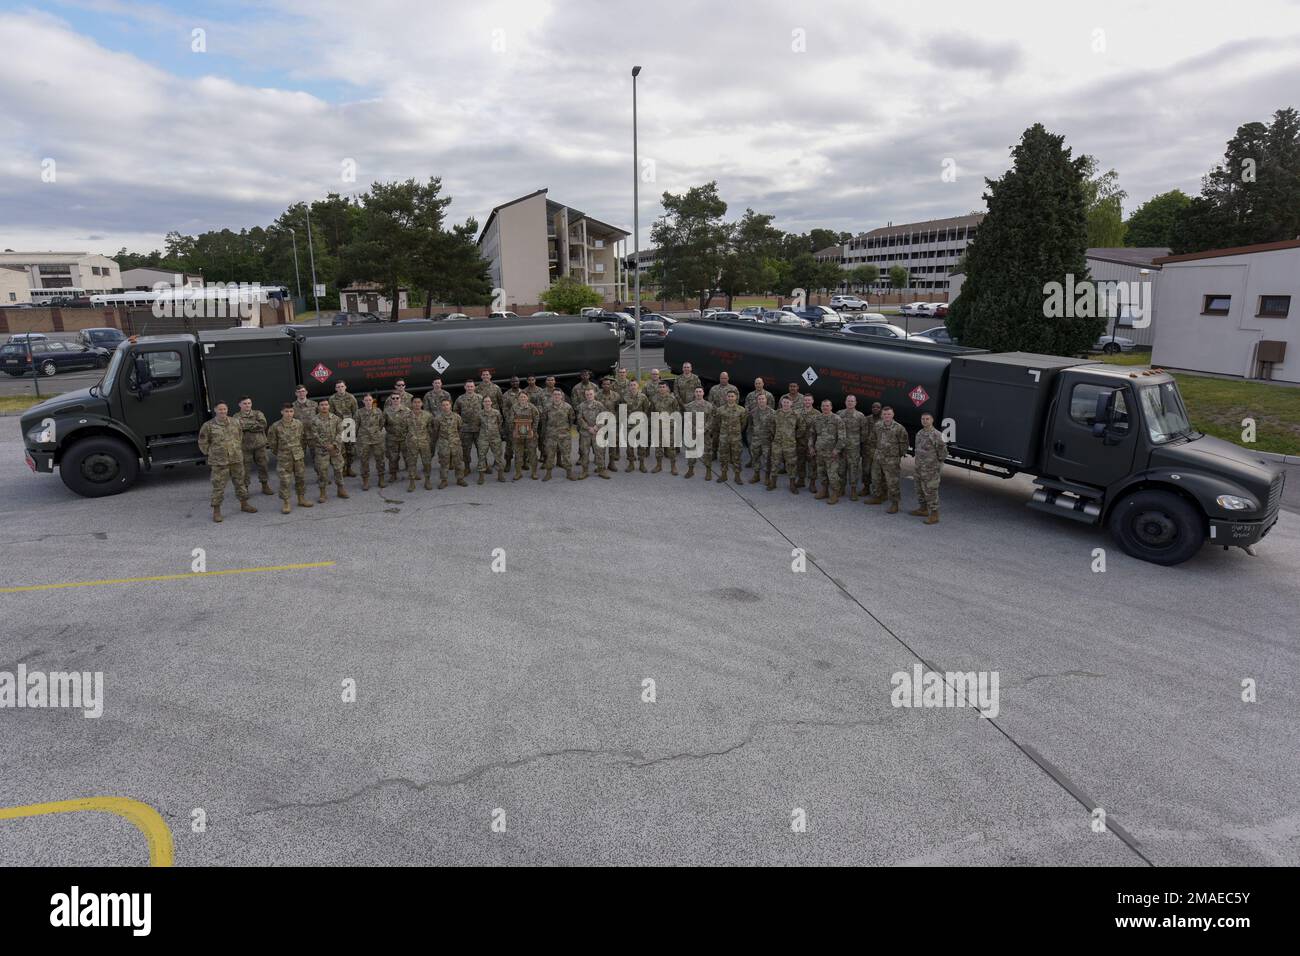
[280,499,291,514]
[336,482,349,499]
[408,476,417,492]
[652,460,662,473]
[849,486,859,502]
[733,467,744,483]
[638,459,647,473]
[378,473,386,488]
[886,500,899,514]
[424,474,433,490]
[908,506,928,516]
[626,459,635,473]
[456,473,468,486]
[531,463,539,479]
[240,499,258,513]
[670,459,678,476]
[828,489,839,505]
[513,464,523,481]
[814,486,828,500]
[749,469,761,484]
[543,468,553,482]
[597,467,610,479]
[212,504,223,523]
[685,463,695,478]
[925,509,939,525]
[566,468,578,481]
[362,476,370,491]
[766,473,776,491]
[317,488,327,503]
[578,465,588,480]
[438,468,448,490]
[497,467,506,482]
[296,489,313,508]
[261,480,273,496]
[477,471,486,485]
[704,465,713,481]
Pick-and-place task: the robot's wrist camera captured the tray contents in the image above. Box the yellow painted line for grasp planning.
[0,797,174,866]
[0,561,334,594]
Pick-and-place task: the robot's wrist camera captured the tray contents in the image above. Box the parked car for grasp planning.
[775,313,812,328]
[489,311,520,320]
[918,326,957,345]
[638,320,668,346]
[529,311,559,317]
[1092,333,1136,354]
[642,312,676,327]
[330,311,384,326]
[77,327,127,350]
[706,311,744,322]
[830,295,870,310]
[397,318,433,323]
[934,303,949,318]
[580,307,604,318]
[738,306,768,320]
[800,305,844,328]
[841,322,935,343]
[6,332,48,344]
[2,340,109,376]
[440,313,471,322]
[900,302,942,318]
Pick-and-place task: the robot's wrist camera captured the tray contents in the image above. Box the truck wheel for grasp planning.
[1108,490,1204,566]
[59,436,140,498]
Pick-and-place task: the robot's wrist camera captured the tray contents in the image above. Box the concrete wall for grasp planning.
[497,193,552,305]
[0,300,292,335]
[1152,247,1299,383]
[0,267,30,306]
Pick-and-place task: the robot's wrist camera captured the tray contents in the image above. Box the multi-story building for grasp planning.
[0,251,121,297]
[477,189,631,305]
[121,267,204,291]
[833,213,984,292]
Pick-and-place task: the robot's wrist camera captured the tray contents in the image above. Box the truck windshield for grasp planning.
[1140,381,1193,443]
[97,346,126,397]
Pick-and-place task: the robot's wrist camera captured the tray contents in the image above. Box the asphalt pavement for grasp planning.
[0,432,1295,866]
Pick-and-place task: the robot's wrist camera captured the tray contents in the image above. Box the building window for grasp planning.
[1257,295,1290,318]
[1202,294,1231,315]
[7,292,14,302]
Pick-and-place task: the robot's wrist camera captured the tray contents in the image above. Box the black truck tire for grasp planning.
[1108,489,1204,566]
[59,435,140,498]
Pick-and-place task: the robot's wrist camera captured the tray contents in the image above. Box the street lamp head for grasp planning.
[632,65,641,77]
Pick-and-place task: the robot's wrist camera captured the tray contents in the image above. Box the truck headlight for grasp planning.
[1216,495,1255,511]
[26,424,55,445]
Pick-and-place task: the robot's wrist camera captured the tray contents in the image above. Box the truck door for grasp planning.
[1043,375,1138,489]
[122,346,202,438]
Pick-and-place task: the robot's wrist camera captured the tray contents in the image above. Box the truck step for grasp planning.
[147,435,201,466]
[1027,487,1102,525]
[1033,475,1104,499]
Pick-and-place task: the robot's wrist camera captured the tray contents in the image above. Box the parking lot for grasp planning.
[1,429,1296,866]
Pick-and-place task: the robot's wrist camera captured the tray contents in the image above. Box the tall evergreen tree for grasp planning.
[945,124,1100,354]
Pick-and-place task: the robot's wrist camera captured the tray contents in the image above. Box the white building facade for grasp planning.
[1152,240,1300,383]
[0,252,121,295]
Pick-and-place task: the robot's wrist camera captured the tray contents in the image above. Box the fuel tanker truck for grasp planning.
[664,319,1284,566]
[21,316,620,498]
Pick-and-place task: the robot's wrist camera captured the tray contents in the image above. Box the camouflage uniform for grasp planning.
[355,405,387,486]
[598,383,622,465]
[391,389,415,410]
[683,398,714,478]
[576,398,609,476]
[524,383,546,411]
[236,407,270,496]
[569,377,596,408]
[425,386,452,414]
[435,409,466,486]
[477,406,506,481]
[715,403,748,480]
[292,396,316,463]
[622,389,652,471]
[455,391,483,472]
[743,387,776,465]
[674,371,702,410]
[795,404,819,488]
[810,412,847,500]
[769,406,800,491]
[869,419,910,507]
[328,388,359,475]
[862,412,883,494]
[747,404,776,482]
[708,381,739,407]
[542,401,575,476]
[479,379,504,413]
[648,388,682,470]
[501,386,523,468]
[510,401,541,478]
[267,417,310,505]
[912,423,948,518]
[384,402,413,482]
[308,410,347,497]
[406,409,435,487]
[837,405,869,500]
[197,416,247,510]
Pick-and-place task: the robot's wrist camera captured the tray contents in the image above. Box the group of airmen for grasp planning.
[194,364,948,524]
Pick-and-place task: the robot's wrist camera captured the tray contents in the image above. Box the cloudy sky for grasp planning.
[2,0,1299,255]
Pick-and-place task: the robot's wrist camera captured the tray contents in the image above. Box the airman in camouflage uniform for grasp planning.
[643,368,664,399]
[569,370,596,408]
[649,381,682,475]
[391,380,414,410]
[837,394,869,501]
[510,391,541,480]
[614,367,632,400]
[674,361,701,409]
[598,378,622,469]
[542,390,577,481]
[425,379,452,417]
[622,381,651,473]
[434,399,468,488]
[477,397,507,483]
[384,393,413,484]
[478,371,504,413]
[309,399,349,502]
[683,387,714,480]
[768,396,800,493]
[576,388,611,479]
[537,376,558,448]
[354,393,387,490]
[198,402,255,522]
[743,377,776,467]
[266,404,312,512]
[783,382,802,411]
[747,392,776,484]
[236,396,273,498]
[292,385,316,465]
[795,394,818,491]
[329,380,359,476]
[708,371,740,407]
[865,405,909,513]
[455,381,483,473]
[501,377,523,470]
[406,397,435,490]
[524,375,545,412]
[715,390,748,483]
[811,399,847,504]
[862,401,883,496]
[909,412,947,524]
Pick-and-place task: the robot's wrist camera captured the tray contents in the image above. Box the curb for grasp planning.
[1255,451,1300,464]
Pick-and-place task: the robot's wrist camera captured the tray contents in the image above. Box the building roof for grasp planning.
[1086,247,1171,268]
[477,188,630,245]
[814,244,843,258]
[1153,238,1300,265]
[0,251,103,264]
[476,189,549,245]
[854,213,984,240]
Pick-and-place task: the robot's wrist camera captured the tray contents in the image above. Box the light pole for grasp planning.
[288,227,303,305]
[632,64,642,380]
[305,208,321,319]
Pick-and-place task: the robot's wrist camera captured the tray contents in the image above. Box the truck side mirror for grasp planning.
[1091,390,1114,438]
